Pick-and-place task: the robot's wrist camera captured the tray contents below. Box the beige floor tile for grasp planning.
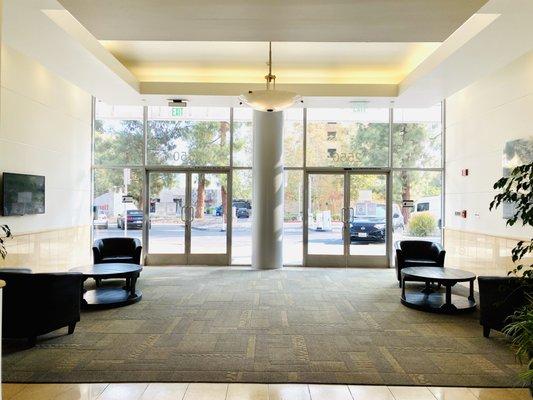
[429,387,478,400]
[2,384,27,400]
[308,384,353,400]
[268,384,311,400]
[10,384,80,400]
[90,385,110,400]
[97,383,148,400]
[53,384,108,400]
[183,383,228,400]
[140,383,188,400]
[388,386,437,400]
[509,388,533,400]
[227,384,269,400]
[469,388,531,400]
[349,385,394,400]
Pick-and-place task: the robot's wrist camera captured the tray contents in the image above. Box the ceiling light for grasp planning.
[239,42,301,112]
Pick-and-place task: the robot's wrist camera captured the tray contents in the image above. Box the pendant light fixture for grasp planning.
[239,42,301,112]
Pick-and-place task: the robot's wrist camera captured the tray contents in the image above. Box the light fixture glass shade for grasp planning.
[239,90,301,112]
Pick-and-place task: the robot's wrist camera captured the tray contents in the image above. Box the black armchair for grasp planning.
[0,269,83,346]
[478,276,527,338]
[93,237,142,265]
[395,240,446,286]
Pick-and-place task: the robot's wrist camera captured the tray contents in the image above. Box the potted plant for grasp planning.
[490,161,533,389]
[0,224,12,260]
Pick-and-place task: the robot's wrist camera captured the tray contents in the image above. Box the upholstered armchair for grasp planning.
[478,276,528,338]
[395,240,446,287]
[0,269,83,346]
[92,237,142,265]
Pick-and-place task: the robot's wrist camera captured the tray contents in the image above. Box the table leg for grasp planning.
[468,280,475,302]
[445,284,452,306]
[422,281,432,294]
[401,276,406,300]
[129,275,138,299]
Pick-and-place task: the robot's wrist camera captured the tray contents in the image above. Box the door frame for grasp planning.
[303,168,391,268]
[143,166,232,266]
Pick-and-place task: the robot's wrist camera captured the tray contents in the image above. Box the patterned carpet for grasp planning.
[2,267,523,386]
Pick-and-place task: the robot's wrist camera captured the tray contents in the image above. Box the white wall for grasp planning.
[0,44,92,235]
[446,50,533,239]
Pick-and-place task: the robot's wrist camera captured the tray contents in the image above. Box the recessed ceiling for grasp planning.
[101,41,440,84]
[58,0,488,42]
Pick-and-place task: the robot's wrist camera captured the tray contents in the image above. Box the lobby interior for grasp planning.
[0,0,533,399]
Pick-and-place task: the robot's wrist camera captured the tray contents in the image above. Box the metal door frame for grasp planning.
[143,166,231,266]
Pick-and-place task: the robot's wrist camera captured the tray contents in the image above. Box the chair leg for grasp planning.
[68,323,77,335]
[398,281,402,288]
[483,325,490,338]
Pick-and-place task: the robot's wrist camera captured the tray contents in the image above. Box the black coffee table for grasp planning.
[401,267,476,314]
[70,263,142,309]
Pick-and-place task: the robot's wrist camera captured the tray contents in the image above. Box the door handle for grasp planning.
[190,206,195,222]
[180,207,186,222]
[341,207,348,228]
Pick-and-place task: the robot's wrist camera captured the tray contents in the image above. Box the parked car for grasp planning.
[349,204,404,243]
[117,210,144,230]
[215,200,252,217]
[93,212,108,229]
[413,196,441,228]
[236,208,250,219]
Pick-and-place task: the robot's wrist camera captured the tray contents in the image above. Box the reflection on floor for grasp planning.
[3,383,531,400]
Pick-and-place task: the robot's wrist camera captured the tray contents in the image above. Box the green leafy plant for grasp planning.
[0,225,12,260]
[490,162,533,387]
[407,212,436,237]
[504,295,533,384]
[490,162,533,276]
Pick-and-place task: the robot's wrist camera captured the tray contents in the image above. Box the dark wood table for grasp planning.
[70,263,142,309]
[401,267,476,314]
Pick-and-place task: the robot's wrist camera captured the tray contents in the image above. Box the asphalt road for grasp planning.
[92,221,406,264]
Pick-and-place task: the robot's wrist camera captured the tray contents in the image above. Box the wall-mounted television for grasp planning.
[2,173,45,216]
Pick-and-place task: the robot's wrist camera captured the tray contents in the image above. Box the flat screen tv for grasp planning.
[2,173,45,216]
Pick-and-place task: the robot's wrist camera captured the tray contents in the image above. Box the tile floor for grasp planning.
[2,383,531,400]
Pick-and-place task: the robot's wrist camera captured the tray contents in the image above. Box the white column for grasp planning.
[252,110,284,269]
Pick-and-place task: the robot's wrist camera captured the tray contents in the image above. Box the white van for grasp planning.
[413,196,442,228]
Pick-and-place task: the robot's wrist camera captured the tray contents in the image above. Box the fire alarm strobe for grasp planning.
[461,169,469,176]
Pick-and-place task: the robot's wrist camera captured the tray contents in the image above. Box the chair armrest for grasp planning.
[437,249,446,267]
[92,246,102,263]
[394,242,405,281]
[133,244,143,265]
[35,273,82,312]
[478,276,525,331]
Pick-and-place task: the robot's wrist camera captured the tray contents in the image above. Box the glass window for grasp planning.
[284,109,304,167]
[392,104,442,168]
[392,170,442,245]
[233,108,253,167]
[306,108,389,167]
[232,169,252,264]
[92,168,144,243]
[284,170,303,264]
[94,103,144,166]
[147,107,230,166]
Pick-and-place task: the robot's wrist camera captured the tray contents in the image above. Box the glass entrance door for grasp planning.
[145,169,230,265]
[347,172,389,267]
[305,171,390,267]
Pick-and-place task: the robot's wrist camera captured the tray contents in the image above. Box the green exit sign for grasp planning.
[171,107,183,117]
